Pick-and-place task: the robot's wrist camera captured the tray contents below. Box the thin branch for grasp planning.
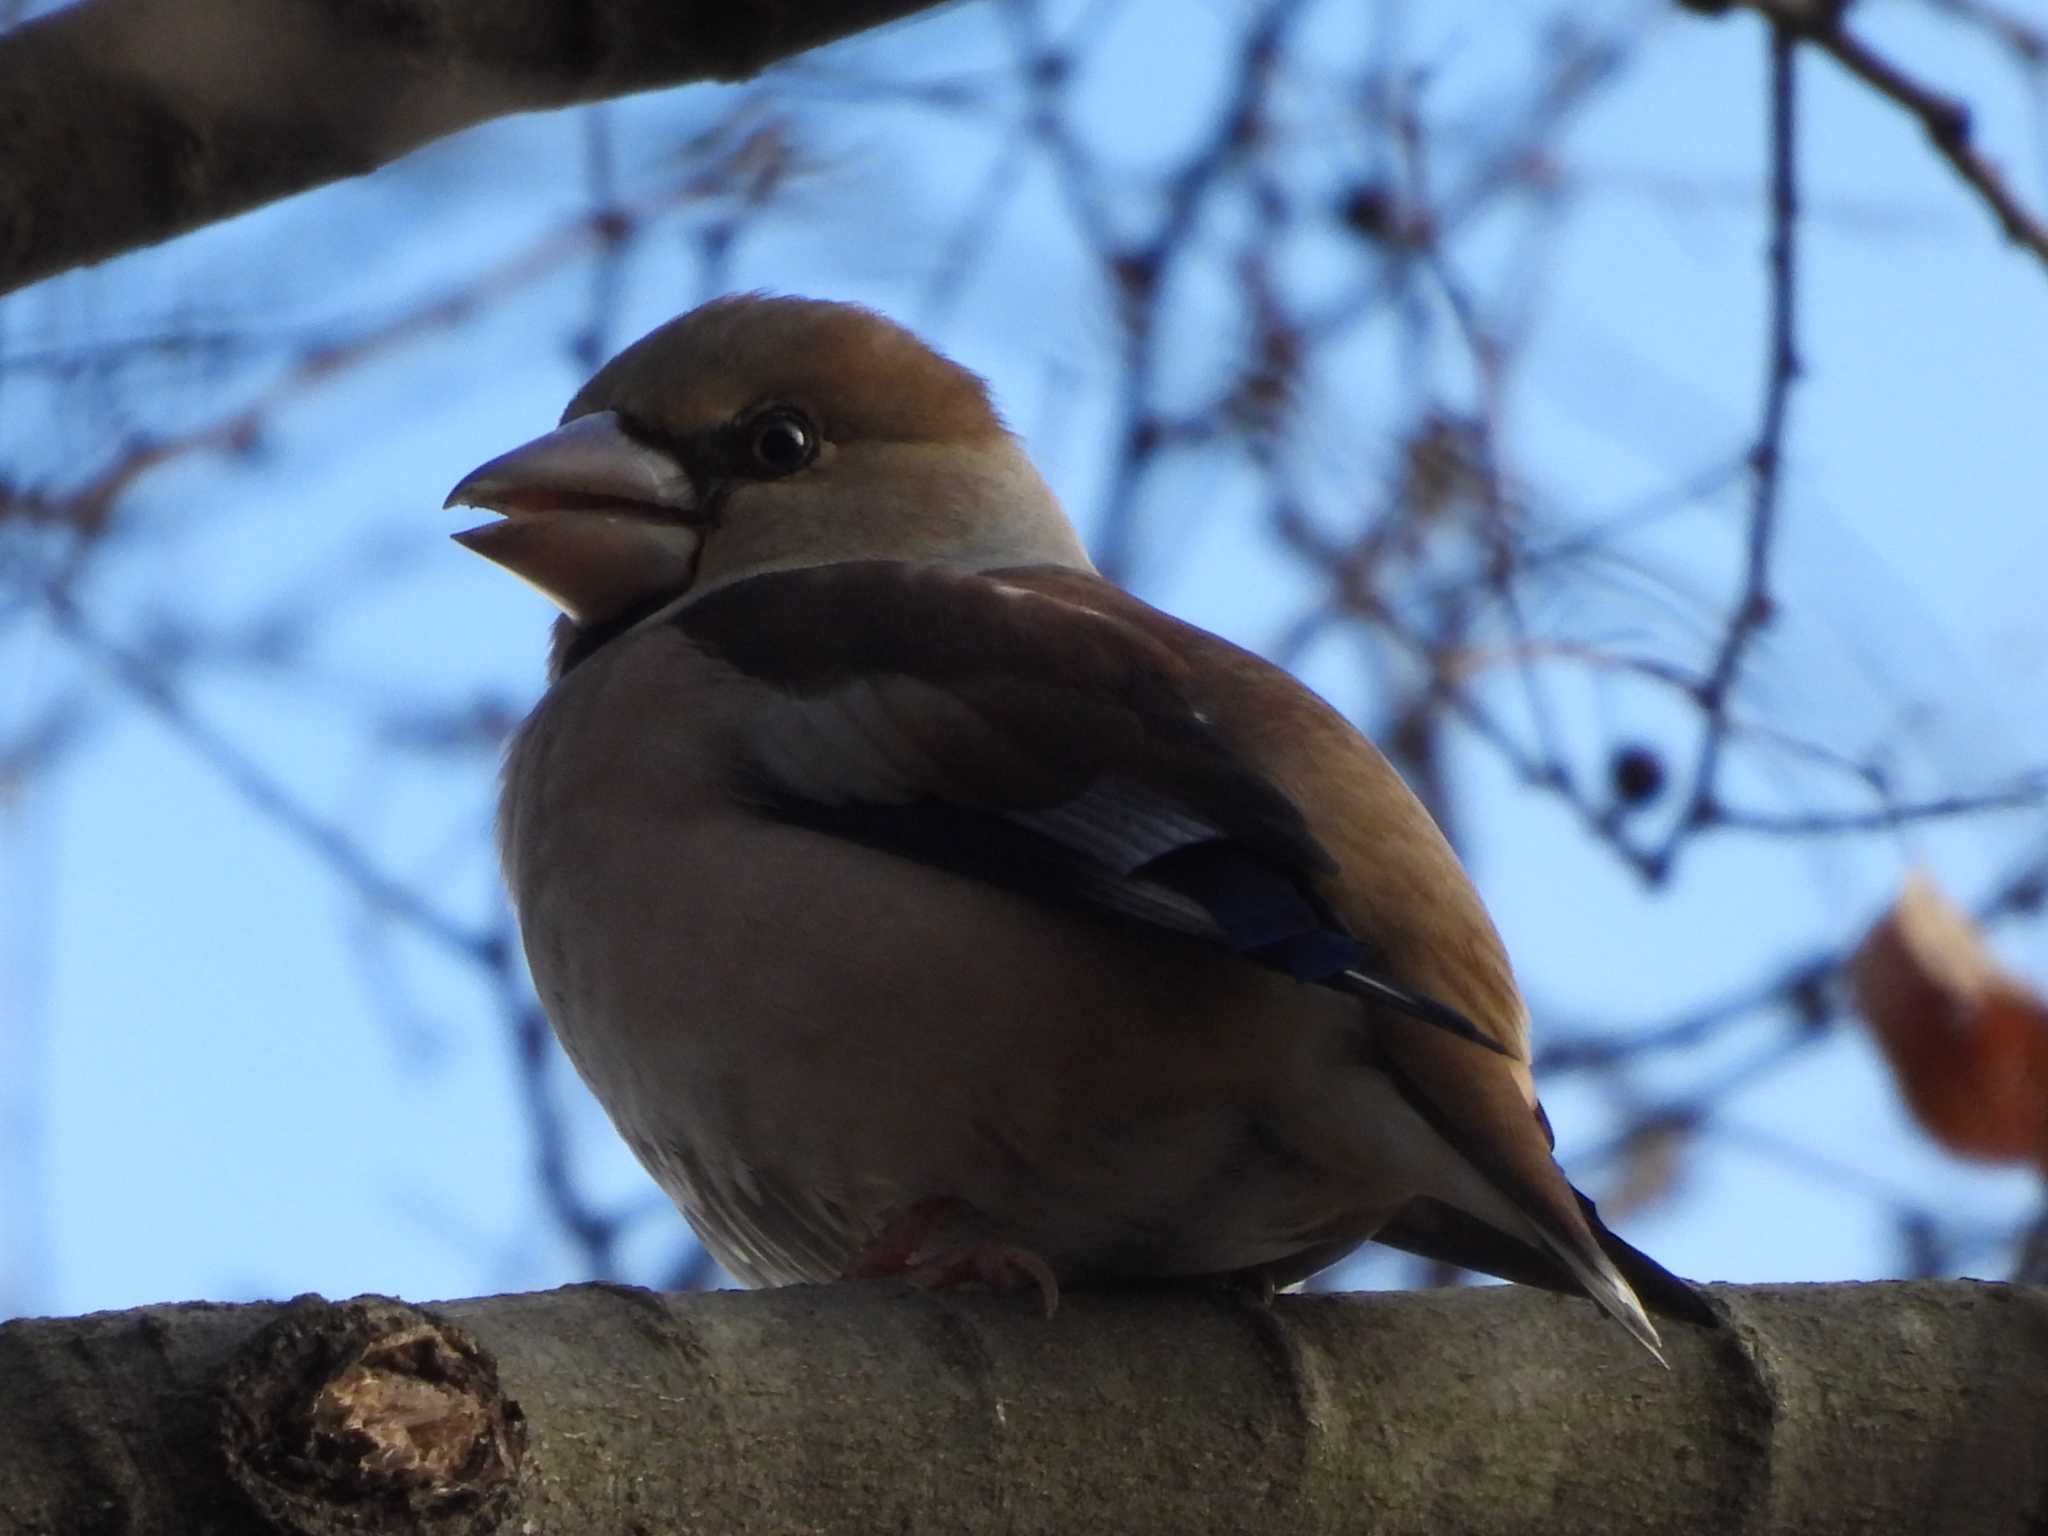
[1703,0,2048,272]
[1652,22,1802,881]
[43,589,498,967]
[1926,0,2048,64]
[20,151,756,565]
[493,959,632,1280]
[1705,770,2048,834]
[1813,16,2048,270]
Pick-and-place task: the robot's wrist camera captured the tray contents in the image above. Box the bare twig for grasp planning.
[1698,0,2048,272]
[1651,22,1803,881]
[42,589,497,967]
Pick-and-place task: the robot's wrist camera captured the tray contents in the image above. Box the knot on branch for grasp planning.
[216,1294,526,1536]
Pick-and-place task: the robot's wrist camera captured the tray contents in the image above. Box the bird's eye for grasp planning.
[746,410,817,476]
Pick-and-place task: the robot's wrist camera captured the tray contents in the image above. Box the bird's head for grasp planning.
[446,295,1093,649]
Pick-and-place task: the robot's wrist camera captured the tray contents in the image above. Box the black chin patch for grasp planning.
[550,589,689,679]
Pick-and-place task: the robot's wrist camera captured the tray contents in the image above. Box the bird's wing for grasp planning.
[672,560,1502,1055]
[1011,568,1718,1349]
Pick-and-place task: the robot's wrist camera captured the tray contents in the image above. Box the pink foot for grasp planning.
[844,1197,1062,1317]
[905,1242,1062,1318]
[844,1196,971,1280]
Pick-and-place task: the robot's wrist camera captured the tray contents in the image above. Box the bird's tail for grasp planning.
[1375,1191,1717,1364]
[1530,1218,1669,1363]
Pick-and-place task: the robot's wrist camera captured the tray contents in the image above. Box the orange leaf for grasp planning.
[1848,871,2048,1169]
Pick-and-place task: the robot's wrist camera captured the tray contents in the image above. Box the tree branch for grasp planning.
[2,1281,2043,1534]
[1682,0,2048,274]
[1654,20,1802,881]
[0,0,950,294]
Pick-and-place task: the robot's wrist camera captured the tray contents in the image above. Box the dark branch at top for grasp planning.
[0,0,949,294]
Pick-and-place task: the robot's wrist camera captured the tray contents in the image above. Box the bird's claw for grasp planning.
[846,1196,1061,1316]
[904,1242,1062,1318]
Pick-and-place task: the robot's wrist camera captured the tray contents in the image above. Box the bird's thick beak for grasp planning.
[445,410,704,623]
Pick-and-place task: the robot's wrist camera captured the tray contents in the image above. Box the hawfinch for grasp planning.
[448,295,1710,1359]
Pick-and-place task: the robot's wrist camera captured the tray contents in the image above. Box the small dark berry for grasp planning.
[1611,745,1666,807]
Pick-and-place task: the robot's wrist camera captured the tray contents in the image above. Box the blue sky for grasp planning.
[3,0,2044,1320]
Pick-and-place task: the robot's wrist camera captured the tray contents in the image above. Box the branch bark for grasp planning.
[2,1280,2041,1534]
[0,0,950,295]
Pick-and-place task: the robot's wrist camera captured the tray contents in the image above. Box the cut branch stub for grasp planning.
[215,1294,526,1536]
